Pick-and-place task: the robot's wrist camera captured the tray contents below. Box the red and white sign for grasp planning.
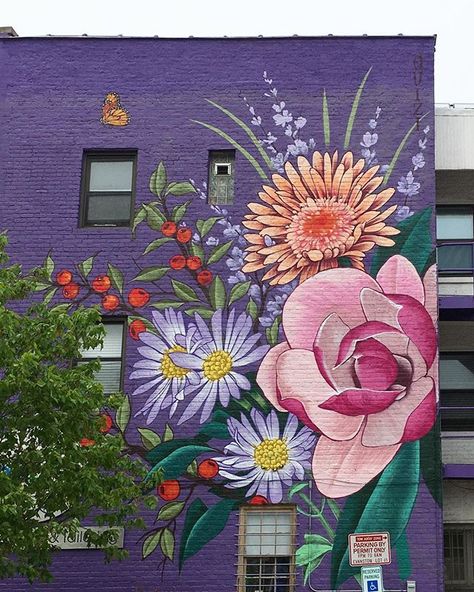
[348,532,391,567]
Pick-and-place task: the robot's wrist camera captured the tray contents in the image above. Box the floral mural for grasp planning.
[35,67,438,588]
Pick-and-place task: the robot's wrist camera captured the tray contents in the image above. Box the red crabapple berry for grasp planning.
[80,438,95,447]
[129,319,147,340]
[169,255,186,270]
[56,269,73,286]
[197,459,219,479]
[102,294,120,311]
[63,282,80,299]
[186,256,202,271]
[176,228,192,244]
[197,270,213,286]
[128,288,150,308]
[91,274,111,293]
[161,221,177,237]
[249,495,268,505]
[157,480,181,501]
[99,413,113,434]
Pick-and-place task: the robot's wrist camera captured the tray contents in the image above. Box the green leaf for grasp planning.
[137,428,161,450]
[395,530,412,580]
[228,281,251,305]
[128,315,155,332]
[322,89,330,146]
[172,200,191,223]
[296,534,333,585]
[166,181,196,196]
[133,266,168,282]
[383,112,429,186]
[146,445,213,481]
[266,316,280,346]
[327,498,341,520]
[116,396,131,434]
[107,263,124,294]
[144,204,166,231]
[246,298,258,321]
[331,441,420,589]
[207,241,233,266]
[370,207,433,276]
[160,528,175,561]
[344,67,372,150]
[33,283,50,292]
[187,460,198,477]
[192,120,269,180]
[209,276,226,310]
[179,499,208,569]
[149,161,167,197]
[150,300,183,310]
[145,438,208,465]
[184,307,214,319]
[158,501,185,521]
[43,287,57,305]
[142,530,162,559]
[163,424,174,442]
[288,482,308,500]
[180,498,237,567]
[132,207,146,237]
[206,99,274,170]
[171,279,199,302]
[419,420,442,506]
[196,216,222,238]
[143,237,173,255]
[189,242,205,261]
[45,253,55,281]
[198,421,230,440]
[78,255,95,278]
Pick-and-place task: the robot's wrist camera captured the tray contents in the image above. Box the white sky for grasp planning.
[2,0,472,103]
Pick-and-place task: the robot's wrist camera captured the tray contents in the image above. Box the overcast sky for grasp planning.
[3,0,472,103]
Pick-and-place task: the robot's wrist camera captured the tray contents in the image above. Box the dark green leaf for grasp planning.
[107,263,124,294]
[77,255,95,278]
[196,217,222,238]
[133,266,168,282]
[180,498,236,567]
[150,300,183,310]
[171,279,199,302]
[137,428,161,450]
[207,241,233,266]
[229,281,251,305]
[209,276,226,309]
[184,307,214,319]
[132,207,146,237]
[179,499,208,569]
[198,421,230,440]
[172,200,191,223]
[395,530,412,580]
[370,207,433,276]
[160,528,174,561]
[419,420,442,505]
[45,253,54,281]
[327,498,341,520]
[142,530,162,559]
[149,162,167,197]
[116,397,131,434]
[143,237,173,255]
[166,181,196,196]
[158,502,184,521]
[145,438,209,465]
[246,298,258,320]
[331,441,420,588]
[146,445,213,481]
[144,204,166,231]
[128,315,155,332]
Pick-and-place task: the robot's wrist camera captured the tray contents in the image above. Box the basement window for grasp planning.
[208,150,235,205]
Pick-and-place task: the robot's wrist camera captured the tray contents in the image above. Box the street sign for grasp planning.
[348,532,391,566]
[361,566,384,592]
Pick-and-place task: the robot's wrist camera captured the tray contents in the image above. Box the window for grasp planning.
[444,525,474,589]
[437,207,474,274]
[80,151,137,226]
[208,150,235,205]
[440,352,474,431]
[238,506,296,592]
[79,320,125,394]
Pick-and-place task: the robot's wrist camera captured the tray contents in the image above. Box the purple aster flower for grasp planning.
[412,152,425,170]
[226,246,244,272]
[251,116,262,126]
[397,171,420,197]
[170,310,269,424]
[206,236,219,246]
[214,410,316,503]
[228,271,247,285]
[273,110,293,127]
[361,132,378,148]
[271,153,285,172]
[294,116,307,130]
[287,139,308,157]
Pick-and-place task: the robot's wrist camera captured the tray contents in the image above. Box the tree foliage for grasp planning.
[0,235,154,582]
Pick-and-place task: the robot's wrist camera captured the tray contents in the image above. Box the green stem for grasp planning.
[299,493,335,540]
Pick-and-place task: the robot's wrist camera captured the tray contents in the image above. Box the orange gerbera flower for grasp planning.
[242,151,399,285]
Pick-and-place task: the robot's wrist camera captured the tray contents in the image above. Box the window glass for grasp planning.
[89,161,133,192]
[440,354,474,390]
[437,209,473,240]
[208,150,235,205]
[444,527,469,586]
[87,194,133,224]
[80,322,124,394]
[438,244,473,271]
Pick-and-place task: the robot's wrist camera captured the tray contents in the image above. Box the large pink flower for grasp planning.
[257,255,438,498]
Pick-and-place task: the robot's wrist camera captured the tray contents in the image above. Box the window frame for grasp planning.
[444,524,474,589]
[440,351,474,432]
[237,504,297,592]
[208,149,236,205]
[79,150,138,228]
[79,317,126,394]
[437,205,474,276]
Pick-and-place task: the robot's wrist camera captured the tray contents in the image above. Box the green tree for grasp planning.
[0,235,154,582]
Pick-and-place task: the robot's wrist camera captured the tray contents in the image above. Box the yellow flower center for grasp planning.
[203,350,233,381]
[161,345,188,379]
[254,438,289,471]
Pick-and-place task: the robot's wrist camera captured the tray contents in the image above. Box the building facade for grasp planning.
[0,33,442,591]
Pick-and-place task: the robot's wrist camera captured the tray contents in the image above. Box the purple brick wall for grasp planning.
[0,36,442,591]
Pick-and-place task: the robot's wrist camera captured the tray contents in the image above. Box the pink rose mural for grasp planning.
[257,255,438,498]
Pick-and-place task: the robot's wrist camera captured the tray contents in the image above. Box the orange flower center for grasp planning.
[287,201,355,254]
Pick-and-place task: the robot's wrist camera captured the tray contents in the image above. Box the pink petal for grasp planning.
[283,268,380,349]
[361,288,402,329]
[355,353,399,391]
[337,321,401,365]
[313,432,400,498]
[376,255,425,304]
[276,349,363,440]
[313,313,351,390]
[401,382,437,441]
[319,387,403,416]
[362,377,435,446]
[256,342,290,412]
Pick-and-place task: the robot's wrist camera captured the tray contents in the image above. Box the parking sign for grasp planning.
[361,566,384,592]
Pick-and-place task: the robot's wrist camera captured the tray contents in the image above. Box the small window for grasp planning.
[444,525,474,589]
[208,150,235,205]
[79,320,125,394]
[80,151,137,227]
[440,352,474,431]
[238,506,296,592]
[437,207,474,274]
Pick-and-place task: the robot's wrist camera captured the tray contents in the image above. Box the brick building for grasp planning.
[0,30,442,591]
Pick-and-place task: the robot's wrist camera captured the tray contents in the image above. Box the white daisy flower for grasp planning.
[214,410,316,503]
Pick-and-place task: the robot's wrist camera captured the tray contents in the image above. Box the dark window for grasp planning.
[437,207,474,274]
[440,352,474,431]
[238,507,295,592]
[80,151,137,227]
[444,525,474,589]
[208,150,235,205]
[79,320,125,394]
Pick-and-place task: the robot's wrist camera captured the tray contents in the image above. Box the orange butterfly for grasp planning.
[100,92,130,126]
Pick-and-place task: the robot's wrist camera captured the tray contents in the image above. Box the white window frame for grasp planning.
[214,162,232,176]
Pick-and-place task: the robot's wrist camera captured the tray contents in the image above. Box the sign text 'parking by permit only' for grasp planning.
[348,532,391,567]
